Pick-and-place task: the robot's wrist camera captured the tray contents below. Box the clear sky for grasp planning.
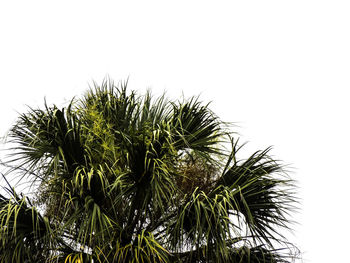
[1,1,349,262]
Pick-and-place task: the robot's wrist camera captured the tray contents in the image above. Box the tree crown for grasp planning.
[0,80,299,262]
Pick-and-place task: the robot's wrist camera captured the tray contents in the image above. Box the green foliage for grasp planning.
[0,80,299,262]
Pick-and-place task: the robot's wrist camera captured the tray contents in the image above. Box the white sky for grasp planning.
[1,1,349,262]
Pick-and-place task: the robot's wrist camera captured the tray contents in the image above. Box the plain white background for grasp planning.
[1,1,349,262]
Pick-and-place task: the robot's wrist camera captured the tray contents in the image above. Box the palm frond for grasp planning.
[0,189,52,262]
[214,140,297,248]
[171,97,224,156]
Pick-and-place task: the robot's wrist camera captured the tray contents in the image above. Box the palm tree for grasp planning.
[0,80,299,262]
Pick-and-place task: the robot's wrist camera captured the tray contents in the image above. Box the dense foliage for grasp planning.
[0,81,298,262]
